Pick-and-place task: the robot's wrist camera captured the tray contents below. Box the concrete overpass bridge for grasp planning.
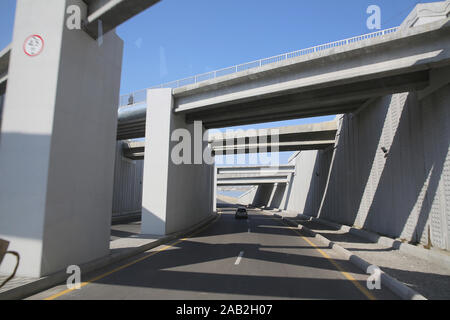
[216,165,294,186]
[117,7,450,137]
[134,2,450,256]
[217,176,289,186]
[121,120,337,160]
[210,121,337,155]
[214,165,296,212]
[1,0,450,280]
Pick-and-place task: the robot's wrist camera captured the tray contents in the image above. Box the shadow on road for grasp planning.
[90,212,398,300]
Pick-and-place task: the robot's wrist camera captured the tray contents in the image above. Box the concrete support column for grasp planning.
[0,0,123,277]
[267,183,278,207]
[141,89,214,236]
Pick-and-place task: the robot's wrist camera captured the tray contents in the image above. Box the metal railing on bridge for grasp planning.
[119,26,398,108]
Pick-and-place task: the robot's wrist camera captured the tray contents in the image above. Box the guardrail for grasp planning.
[119,26,398,108]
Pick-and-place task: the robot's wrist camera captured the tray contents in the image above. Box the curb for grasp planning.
[295,213,450,268]
[111,212,141,225]
[272,213,427,300]
[0,213,219,300]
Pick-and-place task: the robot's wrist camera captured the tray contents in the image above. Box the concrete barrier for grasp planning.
[272,213,427,300]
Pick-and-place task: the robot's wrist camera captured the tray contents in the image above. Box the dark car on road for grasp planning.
[235,208,248,219]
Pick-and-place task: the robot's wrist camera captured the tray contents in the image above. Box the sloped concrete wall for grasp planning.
[250,84,450,250]
[252,185,275,207]
[238,186,258,205]
[316,86,450,250]
[284,150,332,214]
[270,183,288,209]
[112,141,144,217]
[237,183,287,208]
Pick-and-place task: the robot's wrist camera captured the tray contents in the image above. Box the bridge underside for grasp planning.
[217,178,288,186]
[124,141,335,160]
[117,17,450,138]
[83,0,161,38]
[116,70,430,139]
[183,70,429,129]
[121,121,338,159]
[216,165,294,186]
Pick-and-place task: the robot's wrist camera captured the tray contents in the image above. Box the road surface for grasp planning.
[28,206,398,300]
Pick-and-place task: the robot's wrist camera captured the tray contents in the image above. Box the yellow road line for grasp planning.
[45,211,374,300]
[44,214,221,300]
[265,212,376,300]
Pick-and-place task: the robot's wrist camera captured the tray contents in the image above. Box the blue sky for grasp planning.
[0,0,432,93]
[0,0,433,168]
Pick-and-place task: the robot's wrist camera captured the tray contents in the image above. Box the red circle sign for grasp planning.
[23,35,44,57]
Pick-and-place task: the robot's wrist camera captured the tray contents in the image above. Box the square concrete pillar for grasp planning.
[141,89,214,235]
[0,0,123,277]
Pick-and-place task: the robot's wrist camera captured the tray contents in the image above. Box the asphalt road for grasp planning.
[29,206,398,300]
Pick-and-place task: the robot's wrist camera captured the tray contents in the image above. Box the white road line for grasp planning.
[234,251,244,265]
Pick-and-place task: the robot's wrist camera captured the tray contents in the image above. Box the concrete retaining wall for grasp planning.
[112,141,144,217]
[317,85,450,250]
[238,186,258,205]
[240,84,450,251]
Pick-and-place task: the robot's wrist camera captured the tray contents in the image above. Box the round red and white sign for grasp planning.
[23,35,44,57]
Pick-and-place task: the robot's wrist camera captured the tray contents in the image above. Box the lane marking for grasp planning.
[44,213,221,300]
[262,211,376,301]
[234,251,244,265]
